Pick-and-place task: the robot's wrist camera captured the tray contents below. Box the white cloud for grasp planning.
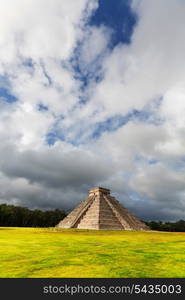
[0,0,101,148]
[0,0,98,63]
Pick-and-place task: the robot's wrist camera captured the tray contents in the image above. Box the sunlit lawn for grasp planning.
[0,227,185,278]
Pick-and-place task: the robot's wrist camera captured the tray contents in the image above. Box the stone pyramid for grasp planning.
[57,187,149,230]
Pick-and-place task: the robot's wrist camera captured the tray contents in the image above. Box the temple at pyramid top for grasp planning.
[57,187,149,230]
[89,187,110,195]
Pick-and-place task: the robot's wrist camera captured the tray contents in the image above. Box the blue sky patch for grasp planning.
[89,0,137,48]
[70,40,104,95]
[90,107,162,141]
[92,113,129,139]
[46,132,59,145]
[38,104,48,111]
[46,116,66,146]
[148,159,158,165]
[23,58,34,69]
[40,61,52,86]
[70,0,137,101]
[46,131,65,146]
[0,87,17,103]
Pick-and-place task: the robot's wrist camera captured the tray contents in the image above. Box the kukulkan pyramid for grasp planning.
[57,187,149,230]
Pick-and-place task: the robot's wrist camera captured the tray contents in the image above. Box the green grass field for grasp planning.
[0,227,185,278]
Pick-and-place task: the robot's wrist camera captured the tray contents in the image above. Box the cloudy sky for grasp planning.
[0,0,185,221]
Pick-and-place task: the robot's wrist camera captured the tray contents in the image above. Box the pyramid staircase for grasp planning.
[57,187,149,230]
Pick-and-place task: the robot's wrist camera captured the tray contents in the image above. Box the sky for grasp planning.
[0,0,185,221]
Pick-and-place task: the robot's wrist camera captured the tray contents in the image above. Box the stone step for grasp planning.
[99,225,123,230]
[78,224,99,228]
[99,221,122,226]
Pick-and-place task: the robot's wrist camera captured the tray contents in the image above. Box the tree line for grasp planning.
[145,220,185,232]
[0,203,185,231]
[0,204,66,227]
